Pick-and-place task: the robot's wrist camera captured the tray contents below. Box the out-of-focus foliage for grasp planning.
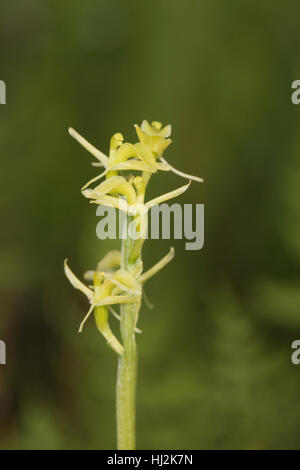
[1,0,300,449]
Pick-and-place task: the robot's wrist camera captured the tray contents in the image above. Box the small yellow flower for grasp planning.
[64,247,175,354]
[134,120,172,157]
[64,259,138,355]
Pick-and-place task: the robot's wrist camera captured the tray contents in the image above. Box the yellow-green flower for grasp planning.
[134,120,172,157]
[64,259,138,355]
[64,248,175,355]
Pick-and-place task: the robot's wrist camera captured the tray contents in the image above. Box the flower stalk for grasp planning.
[64,120,202,449]
[117,220,139,449]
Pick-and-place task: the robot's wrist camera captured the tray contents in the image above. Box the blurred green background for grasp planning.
[1,0,300,450]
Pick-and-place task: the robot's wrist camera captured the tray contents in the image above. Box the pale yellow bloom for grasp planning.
[64,259,138,355]
[64,247,175,354]
[134,120,172,157]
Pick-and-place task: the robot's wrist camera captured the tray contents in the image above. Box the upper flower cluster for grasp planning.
[69,120,203,189]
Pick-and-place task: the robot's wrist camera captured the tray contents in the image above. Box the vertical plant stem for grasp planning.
[116,216,140,450]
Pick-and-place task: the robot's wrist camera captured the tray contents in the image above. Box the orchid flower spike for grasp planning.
[65,118,203,449]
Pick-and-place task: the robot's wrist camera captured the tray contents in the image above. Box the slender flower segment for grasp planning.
[68,127,108,167]
[65,120,203,450]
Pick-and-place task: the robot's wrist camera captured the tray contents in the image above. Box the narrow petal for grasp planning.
[160,156,204,183]
[64,259,93,300]
[81,168,108,190]
[143,289,154,309]
[78,303,95,332]
[83,188,96,199]
[91,162,104,167]
[141,120,153,133]
[140,247,175,283]
[145,181,191,209]
[68,127,109,167]
[160,124,172,138]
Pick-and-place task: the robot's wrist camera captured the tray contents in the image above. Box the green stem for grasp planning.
[116,217,140,450]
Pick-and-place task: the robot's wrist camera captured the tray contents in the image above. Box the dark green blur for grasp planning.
[1,0,300,449]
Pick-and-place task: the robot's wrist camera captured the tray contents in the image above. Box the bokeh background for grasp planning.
[1,0,300,449]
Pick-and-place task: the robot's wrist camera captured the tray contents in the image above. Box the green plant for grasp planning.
[64,120,202,449]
